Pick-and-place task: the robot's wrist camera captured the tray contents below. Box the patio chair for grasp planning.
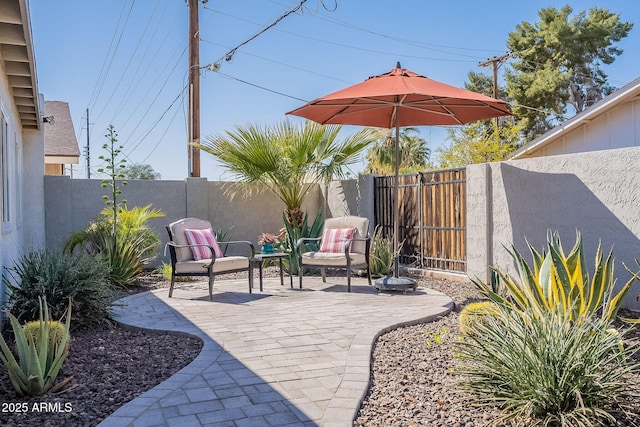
[165,218,255,301]
[296,215,372,292]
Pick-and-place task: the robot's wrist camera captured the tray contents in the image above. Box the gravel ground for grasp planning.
[1,268,639,426]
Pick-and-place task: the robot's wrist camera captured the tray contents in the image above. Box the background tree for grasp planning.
[364,127,430,175]
[122,163,161,180]
[432,71,521,169]
[435,120,523,169]
[199,120,377,225]
[506,6,632,140]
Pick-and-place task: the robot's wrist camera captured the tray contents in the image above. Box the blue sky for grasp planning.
[30,0,640,180]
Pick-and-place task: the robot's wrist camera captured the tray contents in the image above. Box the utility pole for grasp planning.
[479,53,511,129]
[478,53,512,99]
[188,0,201,177]
[86,108,90,179]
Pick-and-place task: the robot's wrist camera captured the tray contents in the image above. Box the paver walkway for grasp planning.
[100,276,453,427]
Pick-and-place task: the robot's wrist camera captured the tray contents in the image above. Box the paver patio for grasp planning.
[100,276,453,427]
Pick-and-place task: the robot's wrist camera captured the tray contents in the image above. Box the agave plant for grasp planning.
[0,297,72,397]
[278,211,323,275]
[368,226,396,278]
[475,231,638,324]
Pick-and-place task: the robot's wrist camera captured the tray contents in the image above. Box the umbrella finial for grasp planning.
[396,61,402,69]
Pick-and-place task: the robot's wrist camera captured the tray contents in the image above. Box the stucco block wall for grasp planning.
[324,175,375,234]
[44,177,326,265]
[467,146,640,310]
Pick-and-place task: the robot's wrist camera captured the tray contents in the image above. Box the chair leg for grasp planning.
[249,264,254,293]
[320,267,327,283]
[208,275,215,302]
[169,273,176,297]
[347,269,351,292]
[366,265,372,287]
[299,265,303,289]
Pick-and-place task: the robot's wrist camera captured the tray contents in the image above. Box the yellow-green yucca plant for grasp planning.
[474,231,638,324]
[0,297,72,396]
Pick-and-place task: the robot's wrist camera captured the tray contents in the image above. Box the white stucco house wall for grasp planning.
[511,77,640,159]
[0,0,45,313]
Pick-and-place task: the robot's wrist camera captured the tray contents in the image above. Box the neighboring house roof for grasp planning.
[510,76,640,159]
[44,101,80,163]
[0,0,40,129]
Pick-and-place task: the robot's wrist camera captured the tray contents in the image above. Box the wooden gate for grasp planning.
[374,168,466,272]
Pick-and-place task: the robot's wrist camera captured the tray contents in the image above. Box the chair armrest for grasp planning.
[219,240,255,259]
[343,235,371,255]
[165,241,218,265]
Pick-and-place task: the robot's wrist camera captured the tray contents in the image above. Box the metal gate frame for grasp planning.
[374,168,466,273]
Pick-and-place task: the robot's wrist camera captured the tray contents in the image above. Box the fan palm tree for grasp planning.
[198,120,377,225]
[364,127,430,175]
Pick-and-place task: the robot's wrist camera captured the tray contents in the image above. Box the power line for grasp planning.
[216,72,308,102]
[92,0,164,126]
[88,0,137,113]
[200,37,353,84]
[202,0,310,73]
[203,8,481,68]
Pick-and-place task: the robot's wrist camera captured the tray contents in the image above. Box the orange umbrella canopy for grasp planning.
[287,62,512,128]
[287,63,512,285]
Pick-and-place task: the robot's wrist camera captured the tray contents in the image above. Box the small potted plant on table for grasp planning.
[258,233,278,254]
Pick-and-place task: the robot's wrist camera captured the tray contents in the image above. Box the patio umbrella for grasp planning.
[287,62,512,290]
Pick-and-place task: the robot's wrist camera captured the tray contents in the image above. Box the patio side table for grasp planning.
[252,252,292,292]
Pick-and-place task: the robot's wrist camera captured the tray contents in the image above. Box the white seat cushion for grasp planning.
[301,252,366,267]
[175,256,249,274]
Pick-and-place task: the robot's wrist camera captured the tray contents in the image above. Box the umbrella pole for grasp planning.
[374,106,416,293]
[393,116,400,278]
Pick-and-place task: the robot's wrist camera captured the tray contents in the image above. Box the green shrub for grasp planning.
[4,249,115,329]
[368,226,395,278]
[0,297,73,396]
[456,305,640,426]
[458,301,499,336]
[64,205,164,287]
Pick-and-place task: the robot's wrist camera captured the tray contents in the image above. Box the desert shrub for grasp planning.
[3,249,115,329]
[63,126,164,287]
[458,301,499,336]
[456,305,640,426]
[64,205,163,287]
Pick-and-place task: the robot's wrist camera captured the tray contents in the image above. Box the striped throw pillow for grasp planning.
[184,228,224,260]
[319,227,357,253]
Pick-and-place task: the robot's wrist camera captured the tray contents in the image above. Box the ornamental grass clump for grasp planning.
[456,305,640,426]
